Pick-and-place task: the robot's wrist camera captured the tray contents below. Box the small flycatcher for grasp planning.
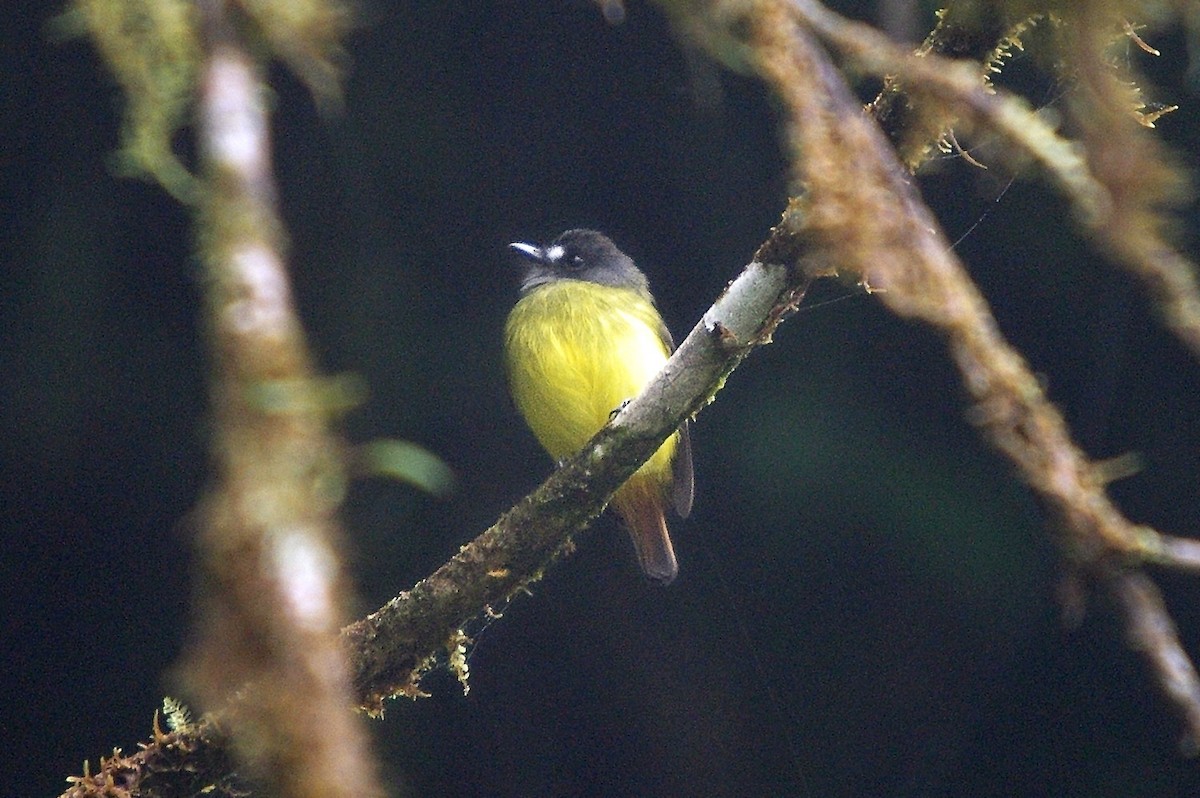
[504,229,693,584]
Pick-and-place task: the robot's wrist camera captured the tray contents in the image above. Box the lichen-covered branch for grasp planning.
[65,1,381,797]
[867,1,1016,169]
[63,717,243,798]
[1057,6,1200,360]
[178,1,381,796]
[742,0,1200,749]
[788,0,1200,362]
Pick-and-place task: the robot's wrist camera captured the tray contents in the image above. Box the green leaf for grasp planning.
[360,439,456,498]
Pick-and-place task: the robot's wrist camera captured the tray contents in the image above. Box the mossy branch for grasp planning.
[66,1,377,797]
[343,251,815,713]
[63,211,820,797]
[745,0,1200,752]
[790,0,1200,362]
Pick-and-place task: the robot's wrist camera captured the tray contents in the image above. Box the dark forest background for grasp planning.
[5,1,1200,796]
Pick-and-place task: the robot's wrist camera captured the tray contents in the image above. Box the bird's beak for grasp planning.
[509,242,545,263]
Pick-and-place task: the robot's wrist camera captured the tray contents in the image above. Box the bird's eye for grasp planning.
[562,251,585,270]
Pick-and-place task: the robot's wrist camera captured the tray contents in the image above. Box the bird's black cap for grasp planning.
[509,229,650,296]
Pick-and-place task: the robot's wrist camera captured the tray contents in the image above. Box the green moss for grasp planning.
[64,0,351,201]
[68,0,201,201]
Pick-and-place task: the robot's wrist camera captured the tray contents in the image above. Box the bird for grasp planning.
[504,228,693,584]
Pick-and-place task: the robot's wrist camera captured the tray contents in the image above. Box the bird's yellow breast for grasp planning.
[504,280,677,475]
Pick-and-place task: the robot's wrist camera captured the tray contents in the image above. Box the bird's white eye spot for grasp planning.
[552,246,585,270]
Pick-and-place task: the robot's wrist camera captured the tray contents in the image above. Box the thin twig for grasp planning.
[1110,571,1200,754]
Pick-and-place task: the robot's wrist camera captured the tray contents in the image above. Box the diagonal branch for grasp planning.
[341,232,818,713]
[745,0,1200,749]
[60,202,822,796]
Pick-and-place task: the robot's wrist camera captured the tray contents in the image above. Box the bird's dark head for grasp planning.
[509,228,650,296]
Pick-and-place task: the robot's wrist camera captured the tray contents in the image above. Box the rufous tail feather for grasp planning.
[614,480,678,585]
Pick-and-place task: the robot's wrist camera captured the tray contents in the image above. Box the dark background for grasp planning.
[5,2,1200,796]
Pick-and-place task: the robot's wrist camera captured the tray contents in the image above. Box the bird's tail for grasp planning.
[614,478,678,585]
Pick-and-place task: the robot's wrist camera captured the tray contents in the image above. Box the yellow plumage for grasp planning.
[505,279,684,582]
[505,280,679,471]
